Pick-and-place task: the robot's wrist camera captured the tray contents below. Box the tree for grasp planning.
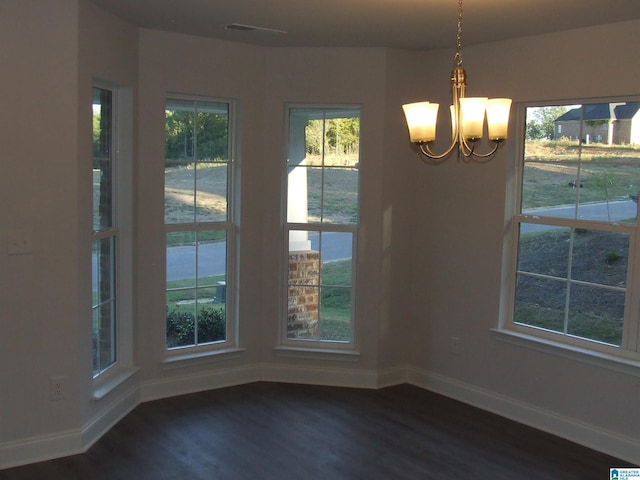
[525,106,570,140]
[165,109,229,161]
[305,117,360,156]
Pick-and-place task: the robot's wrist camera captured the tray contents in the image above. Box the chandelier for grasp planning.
[402,0,511,163]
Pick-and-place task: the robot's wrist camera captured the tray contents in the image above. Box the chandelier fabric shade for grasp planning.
[402,0,512,163]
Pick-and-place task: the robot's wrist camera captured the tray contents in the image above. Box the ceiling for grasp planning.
[87,0,640,50]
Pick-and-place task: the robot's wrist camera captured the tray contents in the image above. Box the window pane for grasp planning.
[319,286,351,342]
[196,162,228,222]
[93,300,115,374]
[166,288,196,348]
[93,158,113,230]
[514,275,567,333]
[166,229,227,348]
[320,232,353,286]
[523,103,640,224]
[575,162,640,223]
[92,236,115,375]
[287,108,360,226]
[288,231,320,338]
[289,165,322,224]
[287,230,353,341]
[570,229,629,287]
[167,231,196,288]
[165,161,195,224]
[517,224,570,278]
[197,230,227,284]
[197,291,226,344]
[165,100,230,224]
[93,238,115,304]
[165,100,196,162]
[165,102,195,224]
[322,116,360,166]
[323,167,358,224]
[522,153,579,214]
[567,284,624,346]
[92,87,113,230]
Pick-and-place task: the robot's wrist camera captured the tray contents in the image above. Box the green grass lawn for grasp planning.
[522,141,640,209]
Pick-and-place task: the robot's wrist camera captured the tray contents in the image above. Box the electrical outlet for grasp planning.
[450,336,461,355]
[50,376,66,401]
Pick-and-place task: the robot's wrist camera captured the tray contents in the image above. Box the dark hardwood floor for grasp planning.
[1,382,630,479]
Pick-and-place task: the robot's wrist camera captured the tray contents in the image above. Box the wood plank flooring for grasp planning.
[0,382,631,479]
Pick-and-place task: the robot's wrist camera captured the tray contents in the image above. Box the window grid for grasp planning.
[164,96,235,352]
[283,106,361,348]
[92,86,117,377]
[507,99,640,356]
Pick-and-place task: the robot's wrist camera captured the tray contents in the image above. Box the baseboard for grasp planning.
[140,363,262,403]
[260,362,406,389]
[407,367,640,466]
[81,381,140,452]
[0,428,83,471]
[5,364,636,470]
[0,382,139,470]
[1,362,398,470]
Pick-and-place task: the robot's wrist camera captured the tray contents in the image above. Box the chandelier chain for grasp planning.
[454,0,463,67]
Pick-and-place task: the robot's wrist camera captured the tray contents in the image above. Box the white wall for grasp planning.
[1,0,639,468]
[0,0,83,465]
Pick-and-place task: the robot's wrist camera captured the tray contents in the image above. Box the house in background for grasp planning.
[554,102,640,144]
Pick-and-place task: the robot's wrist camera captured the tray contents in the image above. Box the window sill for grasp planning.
[162,346,246,369]
[274,345,361,362]
[491,328,640,378]
[93,366,140,401]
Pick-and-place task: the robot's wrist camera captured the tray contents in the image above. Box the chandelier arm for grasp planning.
[417,140,459,162]
[465,141,502,160]
[459,136,476,157]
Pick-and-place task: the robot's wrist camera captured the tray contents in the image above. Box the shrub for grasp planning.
[166,306,225,348]
[605,250,623,265]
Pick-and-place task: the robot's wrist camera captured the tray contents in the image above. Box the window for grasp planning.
[506,99,640,357]
[92,86,116,376]
[283,106,361,348]
[92,83,134,384]
[165,96,236,352]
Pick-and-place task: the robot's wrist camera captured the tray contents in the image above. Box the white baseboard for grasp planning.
[82,382,140,451]
[4,364,637,470]
[0,382,139,470]
[0,428,83,471]
[407,367,640,466]
[140,364,262,403]
[261,362,405,389]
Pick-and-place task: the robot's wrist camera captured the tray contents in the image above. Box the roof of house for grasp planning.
[555,102,640,122]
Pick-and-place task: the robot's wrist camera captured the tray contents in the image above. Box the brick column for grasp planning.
[287,251,320,338]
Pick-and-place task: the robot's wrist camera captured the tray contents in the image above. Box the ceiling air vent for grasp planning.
[224,23,287,35]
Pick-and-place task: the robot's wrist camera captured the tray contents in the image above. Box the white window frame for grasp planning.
[163,94,238,359]
[279,104,361,352]
[501,96,640,365]
[92,80,135,396]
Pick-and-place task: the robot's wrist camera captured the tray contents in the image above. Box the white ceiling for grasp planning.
[88,0,640,50]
